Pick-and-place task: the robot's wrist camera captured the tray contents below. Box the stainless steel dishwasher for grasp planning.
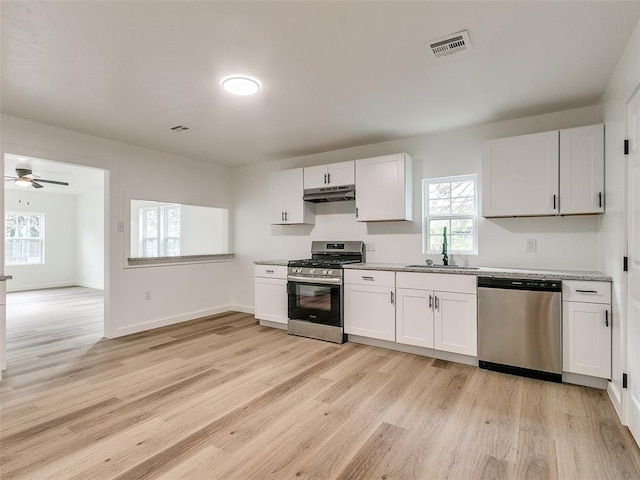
[477,277,562,382]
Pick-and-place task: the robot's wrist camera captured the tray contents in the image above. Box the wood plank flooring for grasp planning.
[1,287,640,479]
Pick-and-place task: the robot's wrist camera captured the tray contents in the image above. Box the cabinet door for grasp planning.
[303,165,328,190]
[482,131,559,217]
[434,291,477,356]
[563,302,611,379]
[327,160,355,186]
[269,170,288,224]
[283,168,306,224]
[255,277,288,324]
[344,284,396,341]
[559,124,605,214]
[396,288,434,348]
[355,154,412,222]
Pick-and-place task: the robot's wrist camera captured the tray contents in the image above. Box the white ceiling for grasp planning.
[3,1,640,167]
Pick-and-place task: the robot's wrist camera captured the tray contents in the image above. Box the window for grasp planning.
[5,212,45,265]
[140,204,181,257]
[422,174,478,254]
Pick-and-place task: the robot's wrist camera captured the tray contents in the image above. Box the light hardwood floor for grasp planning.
[1,287,640,479]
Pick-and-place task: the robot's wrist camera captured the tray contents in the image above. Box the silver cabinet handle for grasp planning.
[576,289,598,294]
[599,192,603,208]
[553,194,557,210]
[390,291,394,304]
[362,276,374,281]
[0,275,12,281]
[429,294,433,309]
[434,295,439,310]
[327,172,331,184]
[281,211,284,222]
[324,173,327,184]
[265,269,274,274]
[605,310,609,328]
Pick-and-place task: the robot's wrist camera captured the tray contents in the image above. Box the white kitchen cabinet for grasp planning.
[254,265,288,325]
[396,288,434,348]
[355,153,413,222]
[303,160,355,189]
[563,280,611,379]
[269,168,315,225]
[396,272,477,356]
[559,124,605,215]
[482,131,559,217]
[344,269,396,341]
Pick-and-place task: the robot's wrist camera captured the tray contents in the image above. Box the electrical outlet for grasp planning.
[366,242,376,252]
[525,239,537,253]
[145,290,151,300]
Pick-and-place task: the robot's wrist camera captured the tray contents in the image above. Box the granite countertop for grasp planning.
[342,263,612,282]
[254,259,290,266]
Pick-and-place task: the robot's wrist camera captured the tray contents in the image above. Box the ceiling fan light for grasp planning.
[15,177,32,187]
[221,76,261,96]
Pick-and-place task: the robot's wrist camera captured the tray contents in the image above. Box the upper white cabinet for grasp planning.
[303,160,355,189]
[269,168,315,225]
[559,124,605,215]
[482,124,604,217]
[355,153,413,222]
[482,131,559,217]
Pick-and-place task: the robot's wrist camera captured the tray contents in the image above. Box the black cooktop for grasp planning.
[288,258,361,268]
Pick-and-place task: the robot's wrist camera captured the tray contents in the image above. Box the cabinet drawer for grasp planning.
[255,265,287,279]
[344,269,395,287]
[562,280,610,304]
[396,272,476,294]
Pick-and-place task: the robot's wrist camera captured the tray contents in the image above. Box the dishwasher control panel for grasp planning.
[478,276,561,291]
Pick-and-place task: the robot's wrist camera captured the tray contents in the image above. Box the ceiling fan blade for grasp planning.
[32,181,44,189]
[36,179,69,186]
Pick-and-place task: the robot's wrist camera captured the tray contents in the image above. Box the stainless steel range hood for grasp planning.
[303,184,355,203]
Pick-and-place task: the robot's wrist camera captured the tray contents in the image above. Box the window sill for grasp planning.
[127,253,235,268]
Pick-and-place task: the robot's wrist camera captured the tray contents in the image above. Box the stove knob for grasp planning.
[297,268,302,274]
[322,269,328,275]
[327,270,333,275]
[310,269,315,274]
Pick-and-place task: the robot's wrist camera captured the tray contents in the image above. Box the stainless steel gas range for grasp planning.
[287,241,364,344]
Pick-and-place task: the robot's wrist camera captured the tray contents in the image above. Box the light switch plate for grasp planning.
[366,242,376,252]
[526,239,537,253]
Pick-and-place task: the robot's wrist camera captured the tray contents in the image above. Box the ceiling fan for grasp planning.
[4,168,69,189]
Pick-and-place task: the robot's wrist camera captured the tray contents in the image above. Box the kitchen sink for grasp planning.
[404,264,480,270]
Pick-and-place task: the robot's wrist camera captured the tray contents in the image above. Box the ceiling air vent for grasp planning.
[170,125,190,132]
[427,30,471,58]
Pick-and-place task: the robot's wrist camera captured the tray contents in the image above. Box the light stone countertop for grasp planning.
[342,263,612,282]
[254,259,290,266]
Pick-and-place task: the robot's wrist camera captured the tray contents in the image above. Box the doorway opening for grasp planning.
[2,153,107,377]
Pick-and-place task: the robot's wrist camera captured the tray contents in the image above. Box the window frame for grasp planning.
[5,211,46,266]
[422,174,478,255]
[139,204,181,257]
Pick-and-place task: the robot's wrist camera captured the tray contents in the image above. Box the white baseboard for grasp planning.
[608,381,625,423]
[7,282,76,293]
[76,281,105,290]
[230,304,254,314]
[109,305,240,338]
[347,335,478,367]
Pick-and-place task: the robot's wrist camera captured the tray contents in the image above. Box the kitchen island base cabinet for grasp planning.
[254,265,288,327]
[344,269,395,342]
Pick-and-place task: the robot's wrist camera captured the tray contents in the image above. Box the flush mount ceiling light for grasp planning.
[221,76,261,96]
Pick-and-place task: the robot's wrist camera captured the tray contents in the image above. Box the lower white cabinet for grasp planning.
[563,280,611,379]
[254,265,288,325]
[344,269,396,341]
[396,272,477,356]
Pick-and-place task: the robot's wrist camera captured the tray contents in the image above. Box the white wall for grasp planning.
[231,105,603,310]
[2,114,234,338]
[76,190,104,289]
[5,189,77,292]
[600,17,640,417]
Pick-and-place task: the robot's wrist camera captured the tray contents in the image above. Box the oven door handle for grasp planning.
[287,275,343,285]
